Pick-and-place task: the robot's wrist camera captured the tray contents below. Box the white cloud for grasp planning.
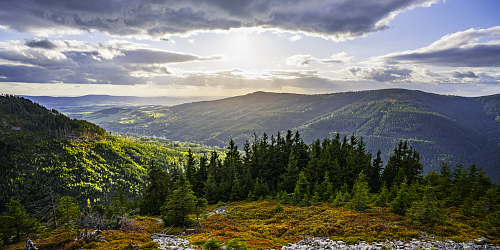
[375,26,500,67]
[286,52,354,67]
[288,35,303,42]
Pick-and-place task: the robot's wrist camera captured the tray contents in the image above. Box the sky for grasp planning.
[0,0,499,97]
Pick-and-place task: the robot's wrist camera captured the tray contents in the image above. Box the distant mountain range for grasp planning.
[26,89,500,179]
[22,95,224,119]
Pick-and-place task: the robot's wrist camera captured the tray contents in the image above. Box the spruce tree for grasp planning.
[161,174,197,227]
[390,182,411,215]
[278,150,299,193]
[140,160,170,215]
[185,149,196,187]
[375,183,389,207]
[407,182,446,224]
[193,154,208,197]
[348,172,371,211]
[291,172,309,206]
[369,149,383,193]
[0,197,39,243]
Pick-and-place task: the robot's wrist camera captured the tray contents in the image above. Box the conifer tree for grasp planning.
[140,160,170,215]
[185,149,196,187]
[321,172,335,202]
[332,190,349,207]
[375,183,389,207]
[56,196,81,234]
[348,172,371,211]
[0,197,39,243]
[278,150,299,193]
[382,141,422,187]
[193,154,208,197]
[390,182,411,215]
[161,174,197,227]
[407,182,446,224]
[369,149,383,193]
[291,172,309,206]
[473,187,500,216]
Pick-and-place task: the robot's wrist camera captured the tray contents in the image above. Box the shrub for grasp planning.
[226,238,248,250]
[273,202,284,213]
[204,238,222,250]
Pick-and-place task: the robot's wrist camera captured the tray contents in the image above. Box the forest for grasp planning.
[0,94,499,249]
[75,89,500,178]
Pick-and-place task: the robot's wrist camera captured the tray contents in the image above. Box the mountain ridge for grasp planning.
[63,89,500,179]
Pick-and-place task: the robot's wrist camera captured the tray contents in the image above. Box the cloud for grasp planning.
[288,35,303,42]
[451,71,477,78]
[0,0,441,41]
[24,38,57,50]
[346,66,413,82]
[345,65,500,85]
[286,52,354,67]
[376,26,500,67]
[0,38,222,85]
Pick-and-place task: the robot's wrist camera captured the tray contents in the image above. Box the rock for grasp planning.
[24,239,38,250]
[475,237,490,244]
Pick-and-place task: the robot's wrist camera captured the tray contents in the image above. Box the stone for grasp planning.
[24,239,38,250]
[475,237,490,244]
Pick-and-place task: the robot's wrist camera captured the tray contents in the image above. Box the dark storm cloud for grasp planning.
[24,38,58,49]
[0,0,440,40]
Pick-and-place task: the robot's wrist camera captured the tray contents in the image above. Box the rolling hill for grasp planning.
[0,95,208,212]
[75,89,500,178]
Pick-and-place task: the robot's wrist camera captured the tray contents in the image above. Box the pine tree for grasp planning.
[55,196,81,234]
[0,197,39,243]
[291,172,309,206]
[193,154,209,197]
[375,183,389,207]
[332,190,349,207]
[140,160,170,215]
[161,174,197,227]
[278,150,299,193]
[407,184,446,224]
[348,172,371,211]
[321,172,335,202]
[369,149,383,193]
[390,182,411,215]
[382,141,422,187]
[185,148,196,187]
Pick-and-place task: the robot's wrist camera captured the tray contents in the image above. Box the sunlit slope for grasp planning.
[0,95,197,212]
[84,89,500,177]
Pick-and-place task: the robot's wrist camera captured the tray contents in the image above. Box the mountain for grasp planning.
[78,89,500,178]
[22,95,224,119]
[0,95,205,212]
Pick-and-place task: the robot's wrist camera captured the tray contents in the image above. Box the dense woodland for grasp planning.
[1,94,499,247]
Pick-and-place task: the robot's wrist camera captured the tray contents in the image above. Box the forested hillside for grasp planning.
[0,95,206,213]
[78,89,500,178]
[1,95,499,249]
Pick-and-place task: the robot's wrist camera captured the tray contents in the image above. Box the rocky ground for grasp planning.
[152,206,499,250]
[151,234,500,250]
[151,234,194,250]
[281,237,500,250]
